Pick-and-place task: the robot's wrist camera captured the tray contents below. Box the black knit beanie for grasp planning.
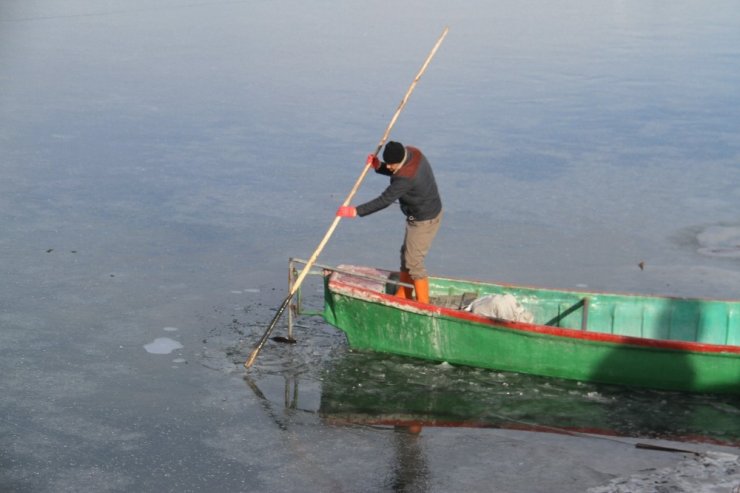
[383,141,405,164]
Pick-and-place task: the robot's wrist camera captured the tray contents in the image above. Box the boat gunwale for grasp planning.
[433,273,740,305]
[327,276,740,355]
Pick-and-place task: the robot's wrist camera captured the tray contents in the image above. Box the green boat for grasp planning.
[317,264,740,394]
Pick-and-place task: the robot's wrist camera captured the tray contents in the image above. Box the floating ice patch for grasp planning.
[163,327,178,332]
[144,337,183,354]
[697,225,740,258]
[584,391,612,403]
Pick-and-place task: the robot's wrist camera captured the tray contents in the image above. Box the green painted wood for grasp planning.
[322,269,740,394]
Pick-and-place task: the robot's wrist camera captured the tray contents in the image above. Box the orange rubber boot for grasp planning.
[395,271,413,299]
[413,277,430,304]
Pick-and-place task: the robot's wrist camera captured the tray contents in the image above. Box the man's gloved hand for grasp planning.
[336,205,357,218]
[366,154,380,170]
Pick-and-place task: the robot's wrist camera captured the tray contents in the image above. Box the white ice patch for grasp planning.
[697,225,740,258]
[144,337,183,354]
[584,391,612,403]
[588,451,740,493]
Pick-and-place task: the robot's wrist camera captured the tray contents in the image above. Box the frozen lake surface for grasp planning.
[1,1,739,491]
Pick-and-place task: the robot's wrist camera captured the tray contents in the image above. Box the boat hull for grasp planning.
[322,267,740,394]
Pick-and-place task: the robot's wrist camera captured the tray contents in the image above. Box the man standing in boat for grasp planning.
[336,141,443,304]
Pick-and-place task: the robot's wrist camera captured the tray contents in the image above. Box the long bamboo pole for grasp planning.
[244,26,449,369]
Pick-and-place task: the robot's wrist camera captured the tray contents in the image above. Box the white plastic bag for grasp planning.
[464,293,534,323]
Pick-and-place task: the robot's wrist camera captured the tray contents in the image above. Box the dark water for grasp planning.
[1,1,740,491]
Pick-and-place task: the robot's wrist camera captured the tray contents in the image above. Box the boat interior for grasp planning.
[427,277,739,346]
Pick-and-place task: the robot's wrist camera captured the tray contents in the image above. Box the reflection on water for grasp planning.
[242,348,739,493]
[318,351,740,446]
[244,366,434,493]
[386,427,429,493]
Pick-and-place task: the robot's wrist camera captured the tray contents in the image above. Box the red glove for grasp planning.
[336,205,357,218]
[366,154,380,170]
